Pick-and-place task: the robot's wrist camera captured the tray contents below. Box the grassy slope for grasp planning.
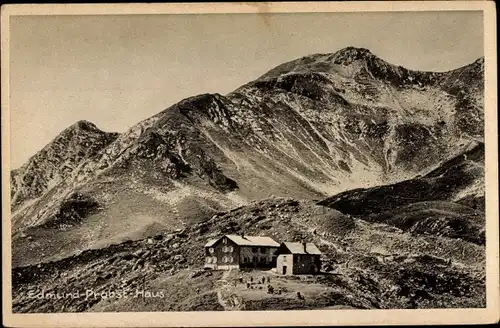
[11,178,230,267]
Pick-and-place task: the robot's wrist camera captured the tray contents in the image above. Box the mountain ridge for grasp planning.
[11,46,484,269]
[254,47,484,83]
[10,46,486,312]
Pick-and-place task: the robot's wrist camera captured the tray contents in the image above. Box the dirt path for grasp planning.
[215,270,244,311]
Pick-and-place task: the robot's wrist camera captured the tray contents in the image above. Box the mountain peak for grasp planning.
[251,47,379,82]
[331,46,375,65]
[335,46,373,57]
[11,119,119,209]
[472,57,484,70]
[69,120,100,132]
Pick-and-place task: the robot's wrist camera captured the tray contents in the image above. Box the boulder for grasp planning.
[133,249,145,257]
[153,234,164,241]
[173,255,186,263]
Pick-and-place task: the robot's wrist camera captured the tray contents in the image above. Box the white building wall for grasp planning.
[276,254,292,275]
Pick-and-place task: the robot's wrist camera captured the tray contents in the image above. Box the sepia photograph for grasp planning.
[2,2,498,327]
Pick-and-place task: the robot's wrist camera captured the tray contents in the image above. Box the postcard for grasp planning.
[2,1,498,327]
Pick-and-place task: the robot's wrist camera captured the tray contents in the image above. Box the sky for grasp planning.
[9,11,483,168]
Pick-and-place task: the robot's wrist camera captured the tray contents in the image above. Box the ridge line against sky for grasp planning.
[9,11,483,168]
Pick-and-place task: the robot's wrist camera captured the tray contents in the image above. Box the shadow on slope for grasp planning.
[318,143,485,245]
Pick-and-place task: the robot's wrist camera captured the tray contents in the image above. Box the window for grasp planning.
[212,256,217,263]
[252,247,258,253]
[283,256,287,262]
[209,247,214,254]
[206,257,212,263]
[228,246,234,252]
[243,257,248,263]
[223,238,227,244]
[222,246,227,252]
[229,256,234,263]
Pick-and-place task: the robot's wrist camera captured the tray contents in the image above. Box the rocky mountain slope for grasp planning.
[11,46,484,288]
[319,142,485,245]
[12,197,485,312]
[11,121,119,210]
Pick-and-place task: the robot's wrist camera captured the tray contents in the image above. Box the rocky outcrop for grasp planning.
[11,121,119,209]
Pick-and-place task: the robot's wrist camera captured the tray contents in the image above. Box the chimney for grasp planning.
[302,242,307,253]
[240,231,245,239]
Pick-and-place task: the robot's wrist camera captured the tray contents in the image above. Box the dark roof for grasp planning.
[280,242,322,255]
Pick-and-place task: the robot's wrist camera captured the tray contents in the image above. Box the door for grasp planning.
[282,266,287,275]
